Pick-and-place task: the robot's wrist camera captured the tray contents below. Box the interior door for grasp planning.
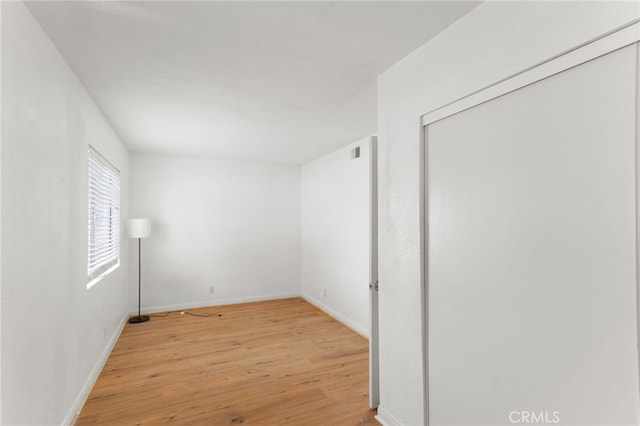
[425,44,639,425]
[369,136,379,409]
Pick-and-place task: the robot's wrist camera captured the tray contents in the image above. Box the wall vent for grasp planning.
[350,146,360,159]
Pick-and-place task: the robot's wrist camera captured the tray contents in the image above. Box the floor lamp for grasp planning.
[129,218,151,324]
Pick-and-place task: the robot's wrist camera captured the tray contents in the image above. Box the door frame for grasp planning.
[420,19,640,425]
[369,136,380,409]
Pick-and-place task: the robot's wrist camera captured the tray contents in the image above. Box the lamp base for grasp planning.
[128,315,150,324]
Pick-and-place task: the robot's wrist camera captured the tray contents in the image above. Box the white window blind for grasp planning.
[88,146,120,283]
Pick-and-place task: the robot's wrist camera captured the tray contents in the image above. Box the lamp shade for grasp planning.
[128,218,151,238]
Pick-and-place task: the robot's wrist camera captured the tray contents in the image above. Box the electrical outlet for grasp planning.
[323,289,327,298]
[209,286,215,294]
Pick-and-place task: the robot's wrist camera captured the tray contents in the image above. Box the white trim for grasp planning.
[635,41,640,411]
[421,125,430,425]
[302,293,369,339]
[369,135,380,409]
[138,292,301,315]
[375,405,404,426]
[63,313,128,426]
[421,19,640,127]
[86,261,120,289]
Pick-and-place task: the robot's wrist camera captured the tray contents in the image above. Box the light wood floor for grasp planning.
[75,297,378,425]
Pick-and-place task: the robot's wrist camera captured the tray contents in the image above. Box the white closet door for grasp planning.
[426,44,639,425]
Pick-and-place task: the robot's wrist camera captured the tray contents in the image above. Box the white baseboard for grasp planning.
[63,313,128,426]
[375,405,404,426]
[301,293,369,339]
[137,292,301,315]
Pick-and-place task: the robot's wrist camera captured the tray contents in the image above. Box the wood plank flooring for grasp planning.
[75,297,378,425]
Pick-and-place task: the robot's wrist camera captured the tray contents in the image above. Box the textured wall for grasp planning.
[301,136,371,337]
[377,1,640,424]
[1,2,130,424]
[129,153,301,312]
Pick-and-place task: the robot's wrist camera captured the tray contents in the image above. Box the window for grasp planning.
[87,146,120,286]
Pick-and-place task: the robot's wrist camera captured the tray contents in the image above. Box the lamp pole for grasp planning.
[128,218,151,324]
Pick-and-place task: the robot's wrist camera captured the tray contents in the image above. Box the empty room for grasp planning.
[2,1,640,425]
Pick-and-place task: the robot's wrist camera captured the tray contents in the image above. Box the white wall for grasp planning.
[0,3,4,420]
[129,153,300,312]
[376,1,640,425]
[301,137,371,337]
[1,2,130,425]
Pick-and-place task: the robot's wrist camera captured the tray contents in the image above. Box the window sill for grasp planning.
[87,261,120,289]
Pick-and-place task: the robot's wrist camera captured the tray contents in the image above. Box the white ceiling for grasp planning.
[26,1,479,165]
